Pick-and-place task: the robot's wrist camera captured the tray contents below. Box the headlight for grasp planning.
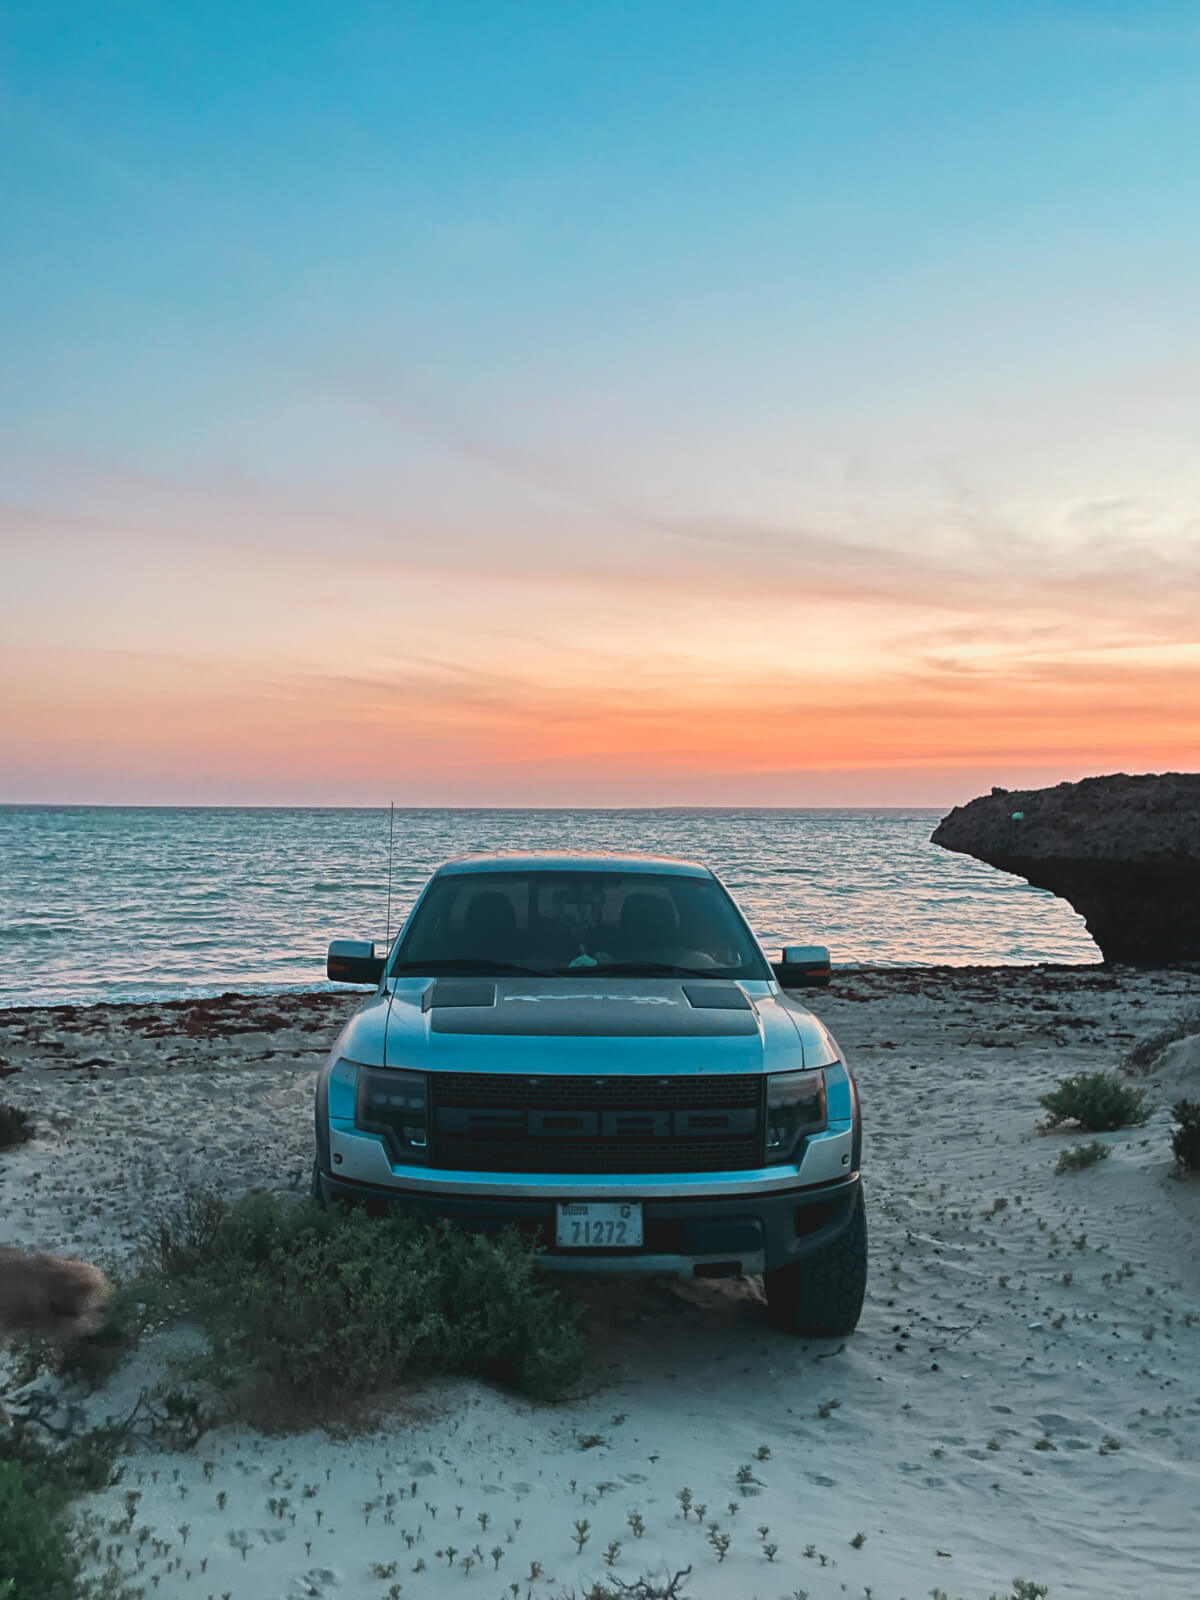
[765,1069,827,1162]
[355,1066,430,1165]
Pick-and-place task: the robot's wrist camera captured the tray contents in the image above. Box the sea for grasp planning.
[0,806,1098,1009]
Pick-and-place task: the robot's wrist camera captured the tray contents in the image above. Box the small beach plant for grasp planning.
[1055,1141,1111,1174]
[571,1569,692,1600]
[0,1102,34,1150]
[1039,1072,1148,1132]
[706,1526,731,1562]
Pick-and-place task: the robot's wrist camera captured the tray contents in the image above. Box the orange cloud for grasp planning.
[4,438,1199,805]
[4,639,1196,805]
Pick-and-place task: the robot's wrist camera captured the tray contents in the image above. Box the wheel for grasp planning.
[310,1157,326,1208]
[764,1187,867,1337]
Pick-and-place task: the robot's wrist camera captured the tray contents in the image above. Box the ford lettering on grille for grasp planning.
[427,1072,764,1174]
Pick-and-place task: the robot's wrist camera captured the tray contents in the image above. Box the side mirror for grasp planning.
[327,940,385,985]
[772,944,832,988]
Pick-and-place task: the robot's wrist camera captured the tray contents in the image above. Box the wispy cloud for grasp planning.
[0,86,164,198]
[6,388,1200,804]
[6,430,1200,664]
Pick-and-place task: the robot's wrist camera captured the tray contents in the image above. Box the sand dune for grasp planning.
[2,967,1198,1600]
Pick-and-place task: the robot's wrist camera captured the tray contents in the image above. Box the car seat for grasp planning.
[618,892,679,954]
[462,891,517,955]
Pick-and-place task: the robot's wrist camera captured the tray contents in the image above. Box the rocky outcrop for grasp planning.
[932,773,1200,965]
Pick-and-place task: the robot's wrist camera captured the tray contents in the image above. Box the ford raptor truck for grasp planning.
[314,852,866,1336]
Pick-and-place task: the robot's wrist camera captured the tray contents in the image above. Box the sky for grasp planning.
[2,1,1199,806]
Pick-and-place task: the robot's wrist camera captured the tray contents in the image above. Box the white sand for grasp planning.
[2,968,1199,1600]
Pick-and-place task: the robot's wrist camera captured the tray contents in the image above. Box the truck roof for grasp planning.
[434,851,712,878]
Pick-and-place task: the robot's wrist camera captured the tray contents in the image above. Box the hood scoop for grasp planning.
[423,980,497,1011]
[682,983,752,1011]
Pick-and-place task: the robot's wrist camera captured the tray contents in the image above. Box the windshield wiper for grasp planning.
[388,958,544,977]
[588,961,734,979]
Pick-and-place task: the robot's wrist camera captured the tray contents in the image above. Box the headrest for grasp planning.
[463,891,517,937]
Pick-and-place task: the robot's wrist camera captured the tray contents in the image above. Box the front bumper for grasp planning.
[314,1168,861,1278]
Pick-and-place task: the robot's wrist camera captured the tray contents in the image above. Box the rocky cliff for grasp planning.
[931,773,1200,965]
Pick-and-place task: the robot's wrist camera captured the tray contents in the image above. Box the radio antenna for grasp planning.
[385,801,395,950]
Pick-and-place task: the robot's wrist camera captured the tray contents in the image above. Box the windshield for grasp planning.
[390,870,770,980]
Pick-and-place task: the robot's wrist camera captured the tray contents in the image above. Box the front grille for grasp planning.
[432,1072,761,1108]
[428,1072,764,1175]
[433,1135,761,1175]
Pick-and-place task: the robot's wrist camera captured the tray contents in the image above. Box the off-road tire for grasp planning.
[310,1157,326,1208]
[764,1186,867,1337]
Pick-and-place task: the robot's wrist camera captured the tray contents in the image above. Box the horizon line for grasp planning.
[0,800,954,813]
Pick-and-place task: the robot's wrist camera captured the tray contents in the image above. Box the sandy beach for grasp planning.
[2,966,1199,1600]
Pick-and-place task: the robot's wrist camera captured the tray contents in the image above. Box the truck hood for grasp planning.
[335,977,837,1077]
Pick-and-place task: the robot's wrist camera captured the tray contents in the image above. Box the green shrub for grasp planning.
[145,1190,585,1410]
[1039,1072,1148,1132]
[1055,1140,1111,1174]
[0,1425,119,1501]
[1170,1100,1200,1173]
[0,1461,76,1600]
[0,1102,34,1150]
[145,1186,227,1279]
[0,1428,117,1600]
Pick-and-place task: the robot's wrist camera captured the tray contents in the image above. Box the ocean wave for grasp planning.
[311,880,388,894]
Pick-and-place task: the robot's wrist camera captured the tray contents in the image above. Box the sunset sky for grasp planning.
[3,2,1199,805]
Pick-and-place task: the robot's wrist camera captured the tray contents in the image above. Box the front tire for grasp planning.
[310,1157,326,1208]
[764,1187,867,1337]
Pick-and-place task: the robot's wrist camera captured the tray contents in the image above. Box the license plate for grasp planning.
[555,1201,644,1249]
